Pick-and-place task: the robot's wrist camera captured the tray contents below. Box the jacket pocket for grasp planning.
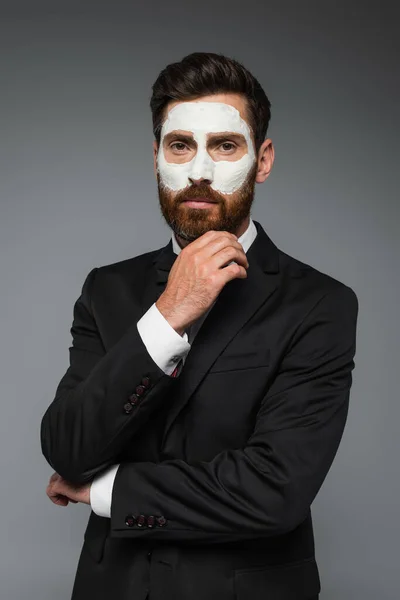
[209,347,270,373]
[233,556,321,600]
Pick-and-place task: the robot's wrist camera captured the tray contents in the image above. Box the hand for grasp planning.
[156,230,249,335]
[46,472,91,507]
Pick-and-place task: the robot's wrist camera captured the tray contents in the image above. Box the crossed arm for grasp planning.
[41,267,359,544]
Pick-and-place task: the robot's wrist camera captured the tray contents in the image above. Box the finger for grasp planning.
[189,230,237,251]
[54,497,69,506]
[48,481,78,504]
[47,482,65,498]
[49,472,60,484]
[219,261,248,284]
[49,493,69,506]
[214,247,248,270]
[204,238,246,267]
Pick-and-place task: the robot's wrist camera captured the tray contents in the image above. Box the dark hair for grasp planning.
[150,52,271,155]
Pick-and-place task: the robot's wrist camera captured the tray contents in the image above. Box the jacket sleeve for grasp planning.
[40,267,182,484]
[138,301,190,375]
[109,285,359,544]
[89,305,192,517]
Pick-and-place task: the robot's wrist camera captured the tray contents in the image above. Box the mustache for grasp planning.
[176,186,223,203]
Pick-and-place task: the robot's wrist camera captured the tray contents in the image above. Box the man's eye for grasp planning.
[170,142,187,151]
[170,141,236,152]
[219,142,236,151]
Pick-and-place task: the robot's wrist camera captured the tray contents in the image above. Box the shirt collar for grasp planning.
[171,217,258,255]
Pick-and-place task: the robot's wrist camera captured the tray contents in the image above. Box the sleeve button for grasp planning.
[125,514,136,527]
[156,516,167,527]
[128,393,140,405]
[135,385,146,396]
[147,515,156,528]
[123,402,133,414]
[141,376,151,388]
[136,514,146,527]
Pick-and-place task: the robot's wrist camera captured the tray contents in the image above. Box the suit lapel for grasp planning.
[141,220,281,446]
[139,238,177,316]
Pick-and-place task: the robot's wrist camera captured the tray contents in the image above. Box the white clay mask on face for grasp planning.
[156,101,256,195]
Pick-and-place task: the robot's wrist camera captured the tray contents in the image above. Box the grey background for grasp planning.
[1,2,398,599]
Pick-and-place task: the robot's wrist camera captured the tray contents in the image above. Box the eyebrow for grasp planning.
[163,131,246,144]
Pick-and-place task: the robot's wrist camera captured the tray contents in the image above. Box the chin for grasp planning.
[174,224,208,242]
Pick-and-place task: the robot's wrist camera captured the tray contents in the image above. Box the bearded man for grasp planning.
[41,51,358,600]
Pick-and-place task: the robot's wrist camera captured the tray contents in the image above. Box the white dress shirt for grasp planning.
[90,218,258,518]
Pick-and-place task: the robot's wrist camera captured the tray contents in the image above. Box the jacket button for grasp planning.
[136,514,146,527]
[135,385,146,396]
[141,376,151,388]
[123,402,133,414]
[125,514,136,527]
[147,515,156,528]
[156,516,167,527]
[128,393,140,406]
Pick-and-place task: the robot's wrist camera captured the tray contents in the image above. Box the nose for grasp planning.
[188,176,212,186]
[188,146,214,184]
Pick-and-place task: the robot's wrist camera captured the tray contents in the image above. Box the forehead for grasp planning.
[161,101,250,136]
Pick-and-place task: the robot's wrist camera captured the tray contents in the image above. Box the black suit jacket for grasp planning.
[40,220,358,600]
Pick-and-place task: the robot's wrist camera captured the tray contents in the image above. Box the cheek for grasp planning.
[157,148,192,191]
[158,164,191,191]
[211,156,254,194]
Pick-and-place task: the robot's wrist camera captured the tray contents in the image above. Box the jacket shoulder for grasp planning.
[278,248,358,305]
[96,245,165,276]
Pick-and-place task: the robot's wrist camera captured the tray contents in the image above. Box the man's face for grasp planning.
[153,93,260,242]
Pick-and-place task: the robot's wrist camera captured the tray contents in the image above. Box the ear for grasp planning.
[255,138,274,184]
[153,140,158,178]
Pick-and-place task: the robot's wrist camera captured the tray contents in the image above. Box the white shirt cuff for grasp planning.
[90,463,120,518]
[137,302,191,375]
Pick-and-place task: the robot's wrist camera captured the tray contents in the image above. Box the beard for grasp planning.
[156,161,258,243]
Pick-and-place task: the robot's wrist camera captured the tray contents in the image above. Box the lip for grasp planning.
[182,198,217,208]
